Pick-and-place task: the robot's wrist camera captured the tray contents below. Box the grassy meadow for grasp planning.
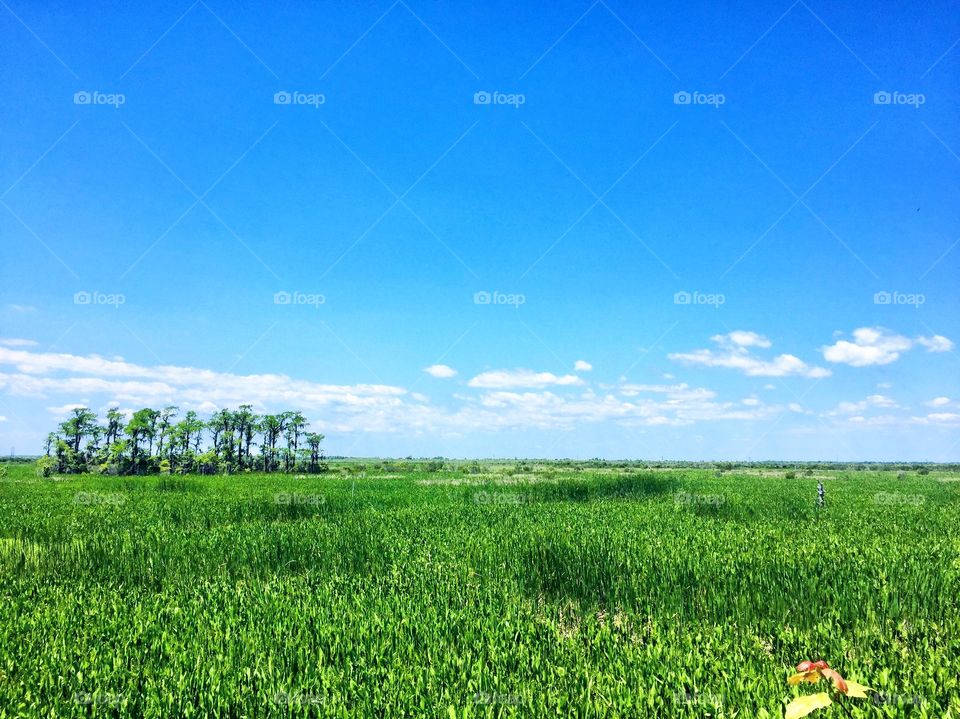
[0,461,957,717]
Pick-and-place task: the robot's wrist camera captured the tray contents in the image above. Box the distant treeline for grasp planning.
[40,406,325,476]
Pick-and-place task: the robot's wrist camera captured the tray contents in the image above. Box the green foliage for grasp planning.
[0,464,957,716]
[34,455,55,477]
[43,406,324,476]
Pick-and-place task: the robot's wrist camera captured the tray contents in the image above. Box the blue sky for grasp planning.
[1,0,958,459]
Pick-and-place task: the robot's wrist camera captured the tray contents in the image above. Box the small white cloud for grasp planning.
[662,373,675,380]
[741,396,761,406]
[423,364,457,379]
[711,330,772,349]
[6,304,36,313]
[47,403,88,417]
[0,338,38,348]
[823,327,954,366]
[915,335,954,353]
[763,384,776,390]
[468,369,585,389]
[822,328,911,366]
[826,394,899,417]
[670,333,829,378]
[927,397,951,407]
[574,360,593,372]
[0,416,6,422]
[912,412,960,425]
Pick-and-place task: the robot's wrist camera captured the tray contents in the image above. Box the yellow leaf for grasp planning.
[843,681,872,699]
[785,693,832,719]
[787,672,821,685]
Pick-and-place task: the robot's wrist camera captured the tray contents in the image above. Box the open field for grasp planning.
[0,461,958,717]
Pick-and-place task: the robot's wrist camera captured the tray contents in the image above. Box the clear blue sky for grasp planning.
[1,0,958,459]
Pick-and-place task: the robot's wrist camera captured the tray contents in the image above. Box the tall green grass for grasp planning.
[0,464,957,716]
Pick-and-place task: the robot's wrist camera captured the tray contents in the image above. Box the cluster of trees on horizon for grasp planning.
[41,406,325,476]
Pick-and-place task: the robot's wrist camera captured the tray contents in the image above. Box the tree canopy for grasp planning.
[42,406,325,475]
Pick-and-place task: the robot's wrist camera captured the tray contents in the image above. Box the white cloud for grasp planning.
[574,360,593,372]
[467,369,584,389]
[910,412,960,425]
[6,304,36,313]
[423,364,457,379]
[847,414,898,426]
[916,335,954,353]
[826,394,899,416]
[926,397,951,407]
[619,383,716,400]
[47,403,89,418]
[926,412,960,423]
[0,346,414,433]
[0,338,38,348]
[741,396,760,406]
[822,327,954,367]
[669,334,830,378]
[0,346,808,436]
[0,416,6,422]
[711,330,771,349]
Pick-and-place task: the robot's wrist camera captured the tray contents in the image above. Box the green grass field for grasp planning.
[0,462,957,717]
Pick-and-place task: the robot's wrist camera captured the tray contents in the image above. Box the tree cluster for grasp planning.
[43,406,325,475]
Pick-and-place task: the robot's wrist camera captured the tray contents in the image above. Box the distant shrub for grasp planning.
[35,456,55,478]
[784,471,796,479]
[918,468,930,476]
